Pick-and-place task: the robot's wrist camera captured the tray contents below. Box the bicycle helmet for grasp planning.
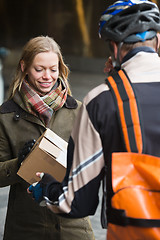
[99,0,160,43]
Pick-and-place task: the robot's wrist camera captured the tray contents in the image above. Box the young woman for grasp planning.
[0,36,95,240]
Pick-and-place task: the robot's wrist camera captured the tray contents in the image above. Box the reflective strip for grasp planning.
[107,69,143,153]
[118,70,143,153]
[107,75,131,152]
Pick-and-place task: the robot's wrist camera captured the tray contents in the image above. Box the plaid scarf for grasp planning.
[14,78,68,126]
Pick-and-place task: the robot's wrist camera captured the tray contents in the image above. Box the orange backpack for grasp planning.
[104,69,160,240]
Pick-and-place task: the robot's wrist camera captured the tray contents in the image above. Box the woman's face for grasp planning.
[23,51,59,96]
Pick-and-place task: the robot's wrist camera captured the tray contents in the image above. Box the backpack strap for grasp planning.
[103,69,147,228]
[108,208,160,227]
[101,68,145,229]
[106,69,144,153]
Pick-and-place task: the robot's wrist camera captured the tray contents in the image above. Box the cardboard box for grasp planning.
[17,128,68,184]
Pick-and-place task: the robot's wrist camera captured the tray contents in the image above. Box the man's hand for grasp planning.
[104,56,113,73]
[27,172,56,205]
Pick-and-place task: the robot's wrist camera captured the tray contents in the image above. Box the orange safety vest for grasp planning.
[105,69,160,240]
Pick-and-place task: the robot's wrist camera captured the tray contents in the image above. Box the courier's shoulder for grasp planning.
[83,83,109,105]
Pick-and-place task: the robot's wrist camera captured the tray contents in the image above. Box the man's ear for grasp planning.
[157,33,160,50]
[20,60,25,72]
[110,41,118,59]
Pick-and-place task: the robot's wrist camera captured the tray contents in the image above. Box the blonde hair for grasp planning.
[9,36,71,98]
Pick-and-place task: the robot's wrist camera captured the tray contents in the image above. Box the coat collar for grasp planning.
[64,95,78,109]
[0,95,78,114]
[122,46,155,64]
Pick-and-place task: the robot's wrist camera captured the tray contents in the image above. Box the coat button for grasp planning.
[14,114,20,121]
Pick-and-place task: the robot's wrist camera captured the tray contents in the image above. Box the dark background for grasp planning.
[0,0,159,58]
[0,0,115,58]
[1,0,159,57]
[0,0,159,92]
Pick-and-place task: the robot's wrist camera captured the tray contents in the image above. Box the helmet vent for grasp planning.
[139,15,150,22]
[99,1,160,42]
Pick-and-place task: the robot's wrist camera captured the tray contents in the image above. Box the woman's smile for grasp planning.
[25,51,59,96]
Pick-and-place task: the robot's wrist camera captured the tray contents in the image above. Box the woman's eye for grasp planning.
[35,68,42,72]
[51,69,57,72]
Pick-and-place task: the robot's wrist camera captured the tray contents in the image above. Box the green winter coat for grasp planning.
[0,95,95,240]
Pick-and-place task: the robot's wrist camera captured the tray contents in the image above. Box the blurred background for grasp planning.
[0,0,112,100]
[0,0,159,99]
[0,0,110,56]
[0,1,159,239]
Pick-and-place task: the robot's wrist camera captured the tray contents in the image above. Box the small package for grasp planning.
[17,128,67,184]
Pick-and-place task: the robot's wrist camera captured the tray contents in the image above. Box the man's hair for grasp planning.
[121,36,158,53]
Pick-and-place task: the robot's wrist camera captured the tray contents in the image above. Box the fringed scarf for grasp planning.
[14,78,68,126]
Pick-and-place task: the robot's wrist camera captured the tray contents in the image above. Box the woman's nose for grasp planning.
[43,70,50,79]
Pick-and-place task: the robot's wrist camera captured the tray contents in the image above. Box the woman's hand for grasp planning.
[18,139,36,167]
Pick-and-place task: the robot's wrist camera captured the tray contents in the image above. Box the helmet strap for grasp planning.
[108,42,118,69]
[110,42,123,70]
[115,42,123,70]
[109,41,123,70]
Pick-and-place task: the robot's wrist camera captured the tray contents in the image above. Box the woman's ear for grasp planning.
[20,60,25,72]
